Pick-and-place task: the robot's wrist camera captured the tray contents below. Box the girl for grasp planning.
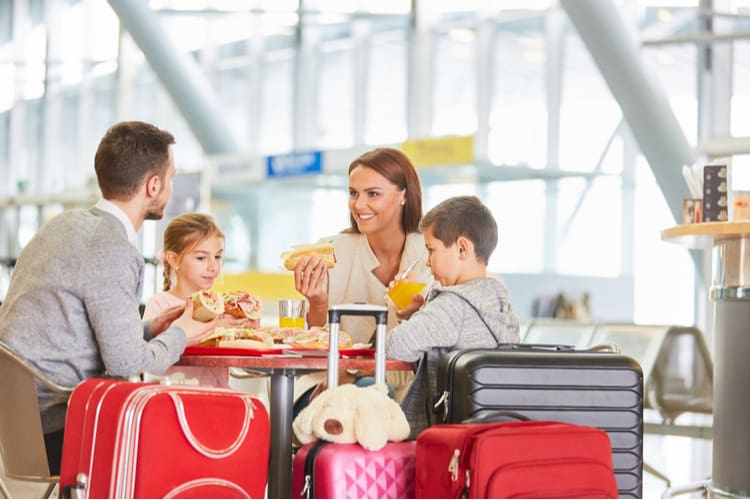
[144,212,258,386]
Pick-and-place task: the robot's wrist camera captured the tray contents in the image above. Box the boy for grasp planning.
[386,195,520,437]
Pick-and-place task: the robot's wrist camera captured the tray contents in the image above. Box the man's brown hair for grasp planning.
[94,121,175,200]
[419,196,498,264]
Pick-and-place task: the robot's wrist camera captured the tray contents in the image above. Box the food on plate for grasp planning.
[256,326,306,344]
[191,290,225,322]
[283,327,353,350]
[222,290,262,319]
[198,327,275,349]
[281,243,336,271]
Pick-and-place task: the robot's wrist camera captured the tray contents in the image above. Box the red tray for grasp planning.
[340,348,376,357]
[183,346,284,356]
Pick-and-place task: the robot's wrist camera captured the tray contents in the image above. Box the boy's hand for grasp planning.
[385,293,424,321]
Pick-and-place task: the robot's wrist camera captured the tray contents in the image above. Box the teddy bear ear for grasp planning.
[353,406,389,451]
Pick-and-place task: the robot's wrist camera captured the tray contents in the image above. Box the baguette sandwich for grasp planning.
[198,327,275,349]
[281,242,336,271]
[191,290,224,322]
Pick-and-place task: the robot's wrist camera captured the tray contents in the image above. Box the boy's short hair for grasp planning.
[419,196,498,264]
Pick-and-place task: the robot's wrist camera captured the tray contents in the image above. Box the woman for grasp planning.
[292,148,432,405]
[294,147,432,343]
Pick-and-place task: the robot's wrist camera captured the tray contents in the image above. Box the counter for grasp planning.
[662,221,750,497]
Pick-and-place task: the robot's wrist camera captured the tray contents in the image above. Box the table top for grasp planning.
[178,354,415,372]
[661,221,750,249]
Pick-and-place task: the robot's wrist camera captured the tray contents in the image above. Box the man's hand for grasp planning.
[149,304,186,337]
[151,300,217,346]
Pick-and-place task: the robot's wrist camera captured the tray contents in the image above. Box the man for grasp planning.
[0,121,215,473]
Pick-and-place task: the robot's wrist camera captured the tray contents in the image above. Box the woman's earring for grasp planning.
[401,200,405,206]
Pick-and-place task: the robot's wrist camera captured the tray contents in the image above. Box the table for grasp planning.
[662,221,750,497]
[177,354,414,499]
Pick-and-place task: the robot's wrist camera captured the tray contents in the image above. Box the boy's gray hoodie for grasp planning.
[386,277,520,438]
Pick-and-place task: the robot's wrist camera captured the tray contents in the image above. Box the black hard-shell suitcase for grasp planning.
[432,344,643,498]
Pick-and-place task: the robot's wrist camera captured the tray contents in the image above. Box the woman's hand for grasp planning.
[294,256,329,326]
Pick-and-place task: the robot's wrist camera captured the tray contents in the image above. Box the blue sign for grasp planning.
[266,151,323,178]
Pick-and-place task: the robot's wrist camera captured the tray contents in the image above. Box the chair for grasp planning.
[0,342,74,499]
[522,319,597,348]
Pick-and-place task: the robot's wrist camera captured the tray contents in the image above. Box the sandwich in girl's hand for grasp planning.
[281,242,336,271]
[222,290,262,320]
[191,290,224,322]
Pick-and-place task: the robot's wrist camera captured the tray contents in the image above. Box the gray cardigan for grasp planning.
[0,207,186,433]
[385,277,520,437]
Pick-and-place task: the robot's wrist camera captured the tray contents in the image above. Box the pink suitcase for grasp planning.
[60,377,270,498]
[291,304,416,499]
[292,440,416,499]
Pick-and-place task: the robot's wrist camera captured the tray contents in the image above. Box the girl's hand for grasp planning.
[294,256,329,326]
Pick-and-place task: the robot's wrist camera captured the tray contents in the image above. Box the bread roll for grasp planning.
[281,243,336,271]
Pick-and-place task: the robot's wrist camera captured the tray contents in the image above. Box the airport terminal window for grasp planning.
[488,30,547,169]
[365,32,408,144]
[60,92,80,190]
[433,30,476,136]
[556,176,622,277]
[559,33,623,172]
[732,43,750,136]
[633,159,695,326]
[22,99,42,191]
[217,67,251,148]
[0,112,8,196]
[485,180,546,274]
[259,56,293,154]
[319,41,355,148]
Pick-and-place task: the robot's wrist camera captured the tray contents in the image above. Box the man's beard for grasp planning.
[144,197,166,220]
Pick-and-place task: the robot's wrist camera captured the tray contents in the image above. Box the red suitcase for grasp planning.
[60,377,270,498]
[415,419,618,499]
[291,304,416,499]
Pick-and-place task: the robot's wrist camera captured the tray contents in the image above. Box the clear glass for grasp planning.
[365,31,408,144]
[319,40,355,148]
[433,30,476,136]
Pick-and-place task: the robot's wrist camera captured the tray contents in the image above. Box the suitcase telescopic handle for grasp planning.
[327,303,388,389]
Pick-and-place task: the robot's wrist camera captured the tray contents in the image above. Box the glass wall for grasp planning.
[4,0,750,330]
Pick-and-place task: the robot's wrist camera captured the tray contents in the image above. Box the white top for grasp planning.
[324,232,432,344]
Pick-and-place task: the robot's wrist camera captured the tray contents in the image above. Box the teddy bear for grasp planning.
[292,383,411,451]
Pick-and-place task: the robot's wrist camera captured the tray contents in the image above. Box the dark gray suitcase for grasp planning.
[433,344,643,498]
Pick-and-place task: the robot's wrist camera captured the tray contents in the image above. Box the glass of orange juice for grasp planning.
[279,299,305,328]
[388,281,427,309]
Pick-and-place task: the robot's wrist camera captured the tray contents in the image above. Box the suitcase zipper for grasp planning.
[302,440,330,499]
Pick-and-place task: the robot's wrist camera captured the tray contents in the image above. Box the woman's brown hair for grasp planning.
[347,147,423,234]
[161,213,224,291]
